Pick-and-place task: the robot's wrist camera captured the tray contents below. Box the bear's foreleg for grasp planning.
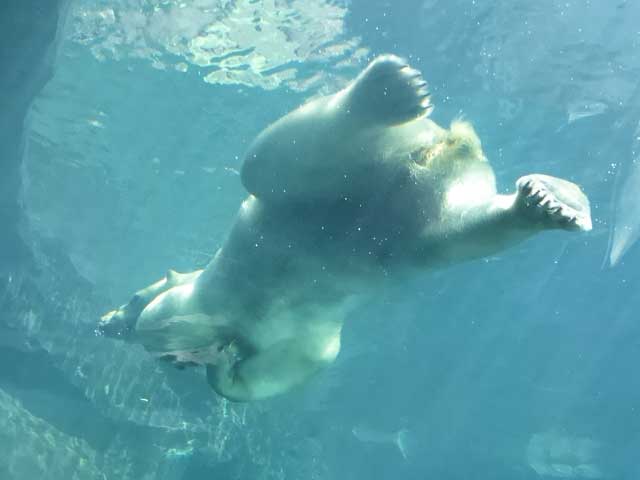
[414,175,591,266]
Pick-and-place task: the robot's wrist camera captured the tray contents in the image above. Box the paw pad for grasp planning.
[517,175,592,232]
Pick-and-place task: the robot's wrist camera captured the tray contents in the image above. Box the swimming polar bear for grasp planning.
[99,55,592,402]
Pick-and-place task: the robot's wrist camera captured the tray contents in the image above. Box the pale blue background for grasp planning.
[1,1,640,478]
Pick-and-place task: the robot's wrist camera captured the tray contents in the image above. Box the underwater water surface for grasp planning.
[2,0,640,479]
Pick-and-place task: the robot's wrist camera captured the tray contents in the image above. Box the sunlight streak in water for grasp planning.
[607,119,640,267]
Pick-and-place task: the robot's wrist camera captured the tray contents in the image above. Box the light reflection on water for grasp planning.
[607,86,640,267]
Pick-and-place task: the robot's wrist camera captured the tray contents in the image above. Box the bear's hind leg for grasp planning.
[206,332,341,402]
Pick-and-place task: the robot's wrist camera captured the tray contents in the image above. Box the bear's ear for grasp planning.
[166,269,178,286]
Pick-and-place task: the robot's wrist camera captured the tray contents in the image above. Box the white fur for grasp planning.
[102,56,591,402]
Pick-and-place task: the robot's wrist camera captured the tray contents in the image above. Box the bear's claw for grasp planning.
[347,54,433,125]
[516,174,592,232]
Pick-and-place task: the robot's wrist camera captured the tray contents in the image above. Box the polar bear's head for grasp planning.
[416,120,486,175]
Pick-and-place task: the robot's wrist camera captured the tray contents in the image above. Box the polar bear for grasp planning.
[99,55,592,402]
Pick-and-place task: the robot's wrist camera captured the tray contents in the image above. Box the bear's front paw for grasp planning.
[348,55,432,125]
[516,174,592,232]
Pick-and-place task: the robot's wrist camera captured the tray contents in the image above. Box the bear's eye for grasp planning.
[457,143,472,156]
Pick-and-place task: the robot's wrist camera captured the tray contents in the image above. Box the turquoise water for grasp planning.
[2,0,640,478]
